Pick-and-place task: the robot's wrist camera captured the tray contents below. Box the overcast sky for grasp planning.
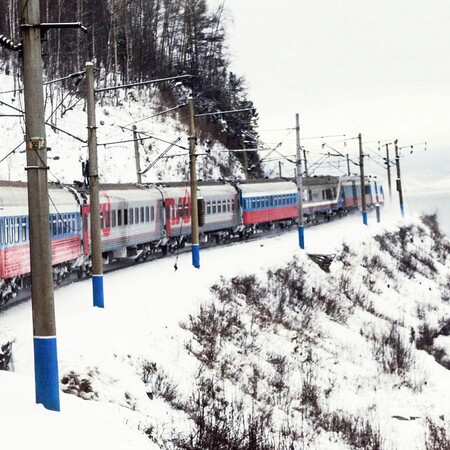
[211,0,450,187]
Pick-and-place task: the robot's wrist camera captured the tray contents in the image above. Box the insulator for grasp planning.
[0,35,21,52]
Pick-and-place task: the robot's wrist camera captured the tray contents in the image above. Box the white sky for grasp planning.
[213,0,450,186]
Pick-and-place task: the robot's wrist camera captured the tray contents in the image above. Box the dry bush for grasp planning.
[372,322,415,375]
[0,340,13,371]
[141,360,179,405]
[426,418,450,450]
[181,302,242,367]
[321,412,383,450]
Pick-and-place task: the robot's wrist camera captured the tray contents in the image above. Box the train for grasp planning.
[0,175,383,305]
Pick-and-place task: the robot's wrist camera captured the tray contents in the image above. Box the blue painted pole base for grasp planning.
[92,274,104,308]
[192,244,200,269]
[33,336,60,411]
[362,211,368,226]
[400,204,405,217]
[298,225,305,249]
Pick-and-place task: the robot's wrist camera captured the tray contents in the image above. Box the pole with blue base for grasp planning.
[188,98,201,269]
[86,62,105,307]
[21,0,60,411]
[295,113,305,249]
[358,133,368,226]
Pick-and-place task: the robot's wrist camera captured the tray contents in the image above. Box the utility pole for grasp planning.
[242,140,249,180]
[303,147,309,176]
[394,139,405,217]
[86,62,104,307]
[21,0,60,411]
[295,113,305,249]
[346,154,351,176]
[385,143,392,200]
[358,133,368,225]
[278,161,283,178]
[133,125,142,184]
[188,97,200,268]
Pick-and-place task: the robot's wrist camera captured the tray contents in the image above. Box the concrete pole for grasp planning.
[394,139,405,217]
[358,133,368,225]
[303,147,309,176]
[385,143,392,200]
[295,113,305,249]
[133,125,142,184]
[346,154,351,176]
[243,141,249,180]
[278,161,282,178]
[86,62,104,307]
[20,0,60,411]
[188,98,200,268]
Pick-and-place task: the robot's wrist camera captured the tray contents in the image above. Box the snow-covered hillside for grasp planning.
[0,70,244,184]
[1,208,450,449]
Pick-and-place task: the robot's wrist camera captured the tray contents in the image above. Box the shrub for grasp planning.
[322,412,383,450]
[182,302,242,367]
[425,418,450,450]
[0,340,13,371]
[141,360,179,405]
[372,322,414,375]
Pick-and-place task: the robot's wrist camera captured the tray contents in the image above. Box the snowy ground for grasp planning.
[1,203,449,449]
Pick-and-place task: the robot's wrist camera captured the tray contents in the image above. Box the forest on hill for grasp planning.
[0,0,262,176]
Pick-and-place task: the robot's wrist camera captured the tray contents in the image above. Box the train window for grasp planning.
[140,207,144,222]
[217,201,222,214]
[129,208,134,225]
[112,210,117,227]
[118,210,122,226]
[51,215,57,236]
[135,207,139,224]
[145,206,150,222]
[226,199,230,212]
[177,203,183,218]
[2,217,9,244]
[150,206,155,222]
[212,201,217,214]
[206,202,211,215]
[14,217,19,243]
[9,217,13,243]
[0,219,3,245]
[232,199,235,211]
[124,209,128,225]
[105,211,111,228]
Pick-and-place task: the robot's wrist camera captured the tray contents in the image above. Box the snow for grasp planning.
[0,204,449,449]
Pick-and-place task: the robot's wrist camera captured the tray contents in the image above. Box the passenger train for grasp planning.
[0,175,383,304]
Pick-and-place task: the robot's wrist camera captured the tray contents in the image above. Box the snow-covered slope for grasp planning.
[0,71,244,184]
[1,207,450,449]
